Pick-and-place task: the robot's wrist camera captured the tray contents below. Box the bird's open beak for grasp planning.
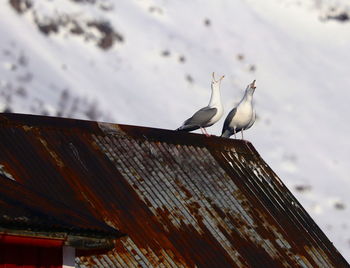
[250,80,256,89]
[212,72,225,83]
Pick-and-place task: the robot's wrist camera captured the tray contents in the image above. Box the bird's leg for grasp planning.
[203,128,211,137]
[234,129,237,139]
[241,130,244,140]
[200,128,205,135]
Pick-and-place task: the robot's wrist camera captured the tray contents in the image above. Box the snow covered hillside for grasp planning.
[1,0,350,260]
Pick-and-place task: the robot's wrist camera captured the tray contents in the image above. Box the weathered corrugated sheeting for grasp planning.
[0,175,122,239]
[0,113,348,268]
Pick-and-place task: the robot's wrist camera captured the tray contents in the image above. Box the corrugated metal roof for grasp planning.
[0,173,122,240]
[0,113,348,268]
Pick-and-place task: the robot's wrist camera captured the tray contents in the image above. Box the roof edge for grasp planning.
[0,228,116,250]
[0,113,257,155]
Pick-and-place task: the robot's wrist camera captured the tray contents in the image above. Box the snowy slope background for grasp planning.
[1,0,350,260]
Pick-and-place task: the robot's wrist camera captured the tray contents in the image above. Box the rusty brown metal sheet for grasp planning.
[0,113,348,268]
[0,172,122,239]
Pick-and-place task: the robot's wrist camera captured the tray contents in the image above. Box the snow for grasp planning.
[1,0,350,260]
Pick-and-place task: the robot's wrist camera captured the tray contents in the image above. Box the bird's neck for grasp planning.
[240,91,253,105]
[208,86,222,109]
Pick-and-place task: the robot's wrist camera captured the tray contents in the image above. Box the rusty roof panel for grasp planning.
[0,113,348,268]
[0,174,122,239]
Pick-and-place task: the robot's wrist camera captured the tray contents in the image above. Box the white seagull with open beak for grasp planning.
[221,80,256,139]
[177,72,225,136]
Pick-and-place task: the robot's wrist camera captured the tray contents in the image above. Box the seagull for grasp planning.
[221,80,256,139]
[177,72,225,136]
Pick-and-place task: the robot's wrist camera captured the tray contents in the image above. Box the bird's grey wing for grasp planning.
[184,107,217,127]
[222,107,237,133]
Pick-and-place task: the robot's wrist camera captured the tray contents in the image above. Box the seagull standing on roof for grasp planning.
[176,72,225,136]
[221,80,256,139]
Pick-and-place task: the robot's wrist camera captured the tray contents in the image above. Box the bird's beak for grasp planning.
[251,80,256,89]
[212,72,225,83]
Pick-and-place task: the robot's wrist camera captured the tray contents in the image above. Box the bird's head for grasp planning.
[246,79,256,94]
[211,72,225,89]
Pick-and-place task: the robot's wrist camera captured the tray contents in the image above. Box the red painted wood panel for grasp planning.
[0,242,62,268]
[0,235,63,248]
